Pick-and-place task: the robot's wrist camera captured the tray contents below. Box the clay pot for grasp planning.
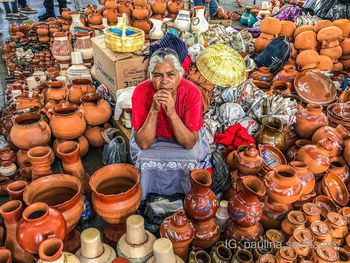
[225,220,264,242]
[256,117,286,152]
[104,0,118,9]
[103,8,118,24]
[251,67,273,82]
[134,0,147,7]
[0,200,34,263]
[325,212,348,239]
[228,176,266,227]
[261,197,293,230]
[7,180,27,201]
[345,139,350,167]
[83,126,106,148]
[53,135,89,158]
[296,138,334,174]
[294,25,314,38]
[17,202,66,254]
[260,17,281,36]
[279,21,296,40]
[80,93,112,126]
[341,38,350,55]
[184,169,218,221]
[310,220,332,243]
[27,146,52,180]
[295,104,329,139]
[329,157,349,184]
[290,161,315,196]
[132,6,149,20]
[15,91,42,110]
[89,164,142,242]
[317,55,334,72]
[61,8,72,20]
[10,113,51,150]
[254,37,272,54]
[46,81,68,101]
[294,31,317,50]
[296,50,320,71]
[322,173,349,207]
[0,248,11,263]
[302,203,321,227]
[160,209,195,261]
[48,102,86,140]
[88,12,103,25]
[333,19,350,39]
[272,81,291,95]
[151,0,166,14]
[0,147,16,166]
[281,210,307,236]
[273,65,298,84]
[276,247,297,263]
[317,26,343,45]
[132,20,151,34]
[68,79,96,105]
[320,45,343,60]
[312,244,339,263]
[118,1,133,16]
[167,0,184,14]
[229,144,263,175]
[191,217,220,249]
[340,58,350,69]
[314,20,332,33]
[38,238,80,263]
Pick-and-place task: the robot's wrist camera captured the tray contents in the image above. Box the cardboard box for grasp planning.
[92,35,149,99]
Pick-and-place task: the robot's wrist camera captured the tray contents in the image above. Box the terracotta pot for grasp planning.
[229,144,263,175]
[103,8,118,24]
[167,0,184,14]
[61,8,72,20]
[0,248,11,263]
[104,0,118,9]
[294,25,314,38]
[228,175,266,227]
[160,209,195,261]
[325,212,348,239]
[302,202,321,227]
[132,20,151,34]
[310,220,332,244]
[68,79,96,105]
[296,138,334,174]
[260,17,281,36]
[151,0,166,14]
[23,174,83,253]
[254,37,272,54]
[6,180,27,201]
[273,65,298,84]
[317,26,343,44]
[281,210,306,236]
[275,247,297,263]
[48,102,86,140]
[46,81,68,102]
[17,202,66,254]
[88,12,103,25]
[83,126,106,147]
[296,50,320,71]
[322,173,349,207]
[256,117,286,152]
[0,200,34,263]
[264,165,302,204]
[251,67,273,82]
[134,0,147,7]
[90,164,142,242]
[53,135,89,158]
[317,55,334,72]
[290,161,315,196]
[225,220,264,242]
[279,21,296,40]
[56,141,87,194]
[344,139,350,167]
[294,31,317,50]
[288,227,313,258]
[191,217,220,249]
[27,146,52,180]
[272,81,291,95]
[210,242,232,263]
[118,1,133,16]
[311,244,339,263]
[261,197,293,230]
[256,254,278,263]
[80,93,112,126]
[314,20,332,33]
[38,237,80,263]
[232,249,253,263]
[15,91,42,111]
[320,45,343,60]
[295,104,329,139]
[132,6,149,20]
[328,157,350,187]
[184,169,218,221]
[333,19,350,39]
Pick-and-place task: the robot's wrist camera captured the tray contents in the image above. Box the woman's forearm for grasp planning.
[135,110,159,149]
[168,112,198,149]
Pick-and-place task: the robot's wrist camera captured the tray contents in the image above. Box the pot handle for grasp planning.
[39,122,47,132]
[47,109,54,120]
[78,109,84,118]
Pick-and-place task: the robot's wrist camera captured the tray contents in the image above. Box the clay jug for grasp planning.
[191,217,220,249]
[80,93,112,126]
[103,8,118,24]
[230,144,263,175]
[48,102,86,140]
[151,0,166,14]
[0,200,34,263]
[273,65,298,84]
[56,141,87,194]
[46,81,68,102]
[184,169,219,221]
[295,104,329,139]
[160,209,195,261]
[10,113,51,150]
[132,20,151,34]
[290,161,315,196]
[251,67,274,82]
[228,176,266,227]
[68,79,96,105]
[312,124,349,156]
[37,238,80,263]
[167,0,183,15]
[256,117,286,152]
[17,202,66,254]
[296,138,334,174]
[88,11,103,25]
[264,165,302,204]
[27,146,53,180]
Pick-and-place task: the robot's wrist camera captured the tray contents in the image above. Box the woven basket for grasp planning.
[104,14,145,53]
[196,43,246,87]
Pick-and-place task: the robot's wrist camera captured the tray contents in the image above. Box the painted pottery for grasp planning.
[229,144,263,175]
[37,238,80,263]
[51,32,73,69]
[68,79,96,105]
[174,10,191,32]
[290,161,315,196]
[311,243,338,263]
[273,65,298,85]
[261,197,293,229]
[275,247,297,263]
[188,249,211,263]
[88,12,103,25]
[27,146,53,180]
[256,117,286,151]
[191,217,220,249]
[210,242,232,263]
[322,173,349,207]
[191,6,209,34]
[325,212,348,239]
[225,220,264,242]
[74,32,93,62]
[80,93,112,126]
[232,249,253,263]
[251,67,273,82]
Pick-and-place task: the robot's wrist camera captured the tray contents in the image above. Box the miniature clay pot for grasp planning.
[302,202,321,227]
[275,247,297,263]
[104,0,118,9]
[251,67,273,82]
[230,144,263,175]
[61,8,72,20]
[325,212,348,239]
[294,31,317,50]
[80,93,112,126]
[260,17,281,36]
[312,243,339,262]
[281,210,307,236]
[273,65,298,84]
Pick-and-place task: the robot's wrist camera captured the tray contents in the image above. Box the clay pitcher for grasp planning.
[257,117,286,152]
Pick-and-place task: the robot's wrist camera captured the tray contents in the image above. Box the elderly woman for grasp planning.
[130,48,209,200]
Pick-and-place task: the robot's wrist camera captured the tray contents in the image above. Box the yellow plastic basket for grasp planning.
[104,14,145,53]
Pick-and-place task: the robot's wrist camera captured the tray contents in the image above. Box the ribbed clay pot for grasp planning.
[68,79,96,105]
[80,93,112,126]
[53,135,89,158]
[27,146,53,180]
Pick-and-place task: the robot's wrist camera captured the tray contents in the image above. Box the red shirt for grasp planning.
[131,78,203,140]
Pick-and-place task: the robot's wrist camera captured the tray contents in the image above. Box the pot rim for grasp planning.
[13,113,43,126]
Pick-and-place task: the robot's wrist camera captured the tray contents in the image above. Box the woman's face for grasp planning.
[152,61,181,94]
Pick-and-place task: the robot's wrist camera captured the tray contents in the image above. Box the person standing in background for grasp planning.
[1,0,28,19]
[38,0,66,21]
[18,0,37,14]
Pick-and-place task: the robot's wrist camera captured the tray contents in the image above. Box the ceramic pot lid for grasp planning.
[316,244,339,261]
[293,227,313,243]
[310,221,330,237]
[303,203,321,216]
[258,254,278,263]
[326,212,347,226]
[294,71,337,105]
[279,247,297,260]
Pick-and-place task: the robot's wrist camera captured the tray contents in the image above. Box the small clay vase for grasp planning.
[53,135,89,158]
[230,144,263,175]
[251,67,274,82]
[289,161,315,196]
[295,104,329,139]
[273,65,298,85]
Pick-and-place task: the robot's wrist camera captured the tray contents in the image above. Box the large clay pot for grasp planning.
[132,20,151,34]
[48,102,86,140]
[17,202,66,254]
[312,124,349,156]
[279,21,296,40]
[0,200,34,263]
[132,6,149,20]
[89,164,142,243]
[228,176,266,227]
[103,8,118,24]
[118,1,133,16]
[295,104,329,139]
[160,209,195,261]
[68,79,96,105]
[260,17,281,36]
[53,135,89,158]
[80,93,112,126]
[38,238,80,263]
[296,138,334,174]
[10,113,51,150]
[333,19,350,39]
[83,125,106,147]
[264,165,302,204]
[273,65,298,85]
[289,161,315,196]
[27,146,53,180]
[256,117,286,152]
[317,26,343,46]
[228,144,263,175]
[294,31,317,50]
[46,81,68,102]
[184,169,218,221]
[296,50,320,71]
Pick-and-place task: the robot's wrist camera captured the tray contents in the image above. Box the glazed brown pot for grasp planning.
[6,180,27,201]
[84,126,106,148]
[68,79,96,105]
[290,161,315,196]
[264,165,302,204]
[184,169,219,221]
[322,173,349,207]
[229,144,263,175]
[0,248,11,263]
[260,17,281,36]
[294,31,317,50]
[225,220,264,242]
[10,113,51,150]
[53,135,89,158]
[329,157,350,184]
[48,102,86,140]
[312,244,339,263]
[46,81,68,102]
[281,210,307,236]
[191,218,220,249]
[159,209,195,261]
[276,247,297,263]
[89,164,142,242]
[279,21,296,40]
[23,174,83,253]
[27,146,53,180]
[345,139,350,167]
[273,65,298,85]
[302,202,321,227]
[261,197,293,230]
[251,67,273,82]
[256,117,286,152]
[325,212,348,239]
[295,104,329,139]
[17,202,66,254]
[228,175,266,227]
[80,93,112,126]
[0,200,34,263]
[0,147,16,166]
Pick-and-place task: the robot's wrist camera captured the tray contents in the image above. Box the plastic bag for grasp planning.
[102,135,128,165]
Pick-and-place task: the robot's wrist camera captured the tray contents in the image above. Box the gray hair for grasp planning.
[148,53,184,80]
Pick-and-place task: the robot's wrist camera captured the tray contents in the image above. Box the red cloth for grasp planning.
[131,78,203,140]
[214,123,255,155]
[181,55,192,74]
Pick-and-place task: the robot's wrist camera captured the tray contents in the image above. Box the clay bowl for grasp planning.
[258,144,287,175]
[294,71,337,105]
[332,103,350,121]
[322,173,349,207]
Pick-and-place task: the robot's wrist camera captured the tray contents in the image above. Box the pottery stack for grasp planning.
[337,19,350,69]
[151,0,167,20]
[132,0,151,34]
[167,0,184,22]
[255,17,281,53]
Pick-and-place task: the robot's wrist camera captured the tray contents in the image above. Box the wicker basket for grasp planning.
[104,14,145,53]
